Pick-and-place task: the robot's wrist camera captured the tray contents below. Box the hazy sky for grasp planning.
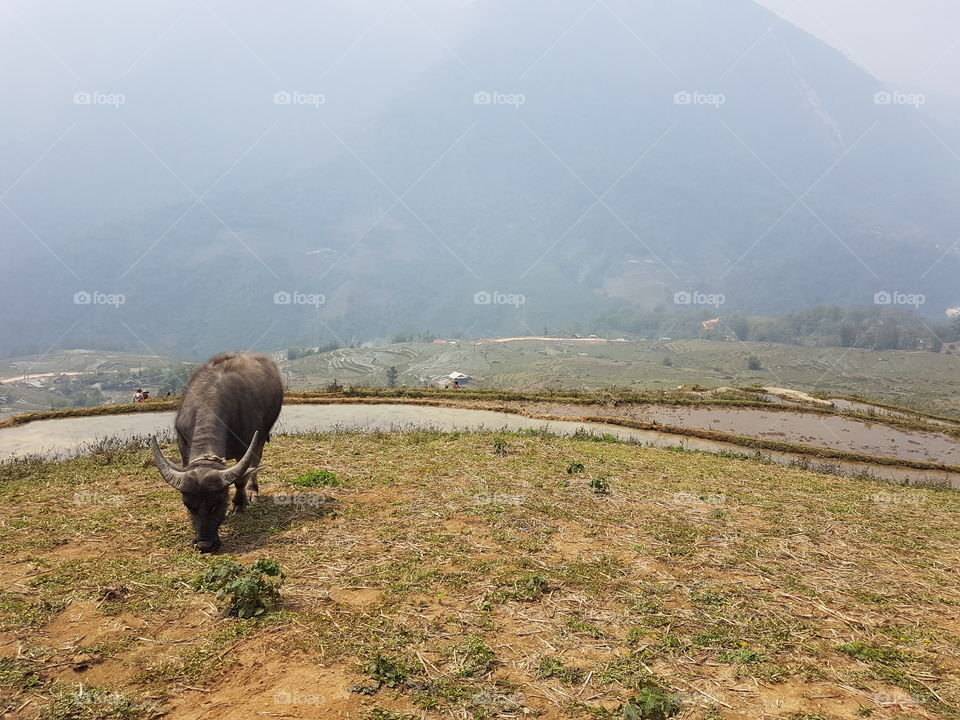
[757,0,960,96]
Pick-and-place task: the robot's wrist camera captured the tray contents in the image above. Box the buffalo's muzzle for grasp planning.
[193,538,221,553]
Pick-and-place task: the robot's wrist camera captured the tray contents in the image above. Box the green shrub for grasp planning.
[621,684,682,719]
[590,476,611,495]
[536,656,584,684]
[508,573,549,601]
[351,653,417,694]
[193,558,284,618]
[454,636,494,677]
[293,470,341,487]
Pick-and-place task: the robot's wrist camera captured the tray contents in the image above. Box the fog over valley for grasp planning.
[2,0,959,357]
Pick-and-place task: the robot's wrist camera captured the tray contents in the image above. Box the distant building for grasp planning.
[438,371,472,388]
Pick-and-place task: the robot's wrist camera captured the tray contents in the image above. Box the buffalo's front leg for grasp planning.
[229,449,262,514]
[245,470,260,505]
[231,480,248,514]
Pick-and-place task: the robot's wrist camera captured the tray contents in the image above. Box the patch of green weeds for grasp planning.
[590,476,611,495]
[506,573,549,602]
[452,636,494,677]
[351,653,417,695]
[536,656,584,684]
[39,686,152,720]
[621,681,682,719]
[292,470,341,487]
[192,557,284,618]
[0,656,44,691]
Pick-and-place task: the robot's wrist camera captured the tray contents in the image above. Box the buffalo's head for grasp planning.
[151,432,259,553]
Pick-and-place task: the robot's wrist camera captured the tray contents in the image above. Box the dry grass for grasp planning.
[0,429,959,719]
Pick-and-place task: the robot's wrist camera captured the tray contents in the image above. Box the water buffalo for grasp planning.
[151,352,283,552]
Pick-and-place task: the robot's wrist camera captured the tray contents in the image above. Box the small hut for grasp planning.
[438,372,472,389]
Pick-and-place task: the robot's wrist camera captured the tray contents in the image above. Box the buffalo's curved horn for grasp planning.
[151,436,188,491]
[218,431,260,488]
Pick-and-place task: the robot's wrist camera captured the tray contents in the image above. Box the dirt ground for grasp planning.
[1,430,959,719]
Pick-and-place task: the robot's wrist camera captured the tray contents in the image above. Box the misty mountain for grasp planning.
[3,0,959,358]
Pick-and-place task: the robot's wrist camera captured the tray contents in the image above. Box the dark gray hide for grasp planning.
[151,352,283,552]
